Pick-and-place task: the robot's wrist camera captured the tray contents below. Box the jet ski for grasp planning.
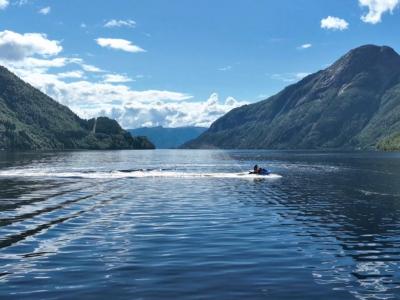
[249,168,271,176]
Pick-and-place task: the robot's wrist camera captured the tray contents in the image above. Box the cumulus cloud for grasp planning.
[321,16,349,30]
[11,65,190,102]
[0,30,243,128]
[104,19,136,28]
[99,93,245,128]
[359,0,399,23]
[0,0,8,10]
[0,30,62,61]
[6,60,245,128]
[103,74,133,83]
[298,43,312,49]
[96,38,145,53]
[38,6,51,15]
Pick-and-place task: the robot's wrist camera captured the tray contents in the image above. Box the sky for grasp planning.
[0,0,400,128]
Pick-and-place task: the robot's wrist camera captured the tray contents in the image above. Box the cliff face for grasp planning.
[184,45,400,150]
[0,66,154,150]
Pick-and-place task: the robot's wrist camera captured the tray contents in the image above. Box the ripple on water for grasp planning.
[0,150,400,300]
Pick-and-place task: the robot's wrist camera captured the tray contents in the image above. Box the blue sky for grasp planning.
[0,0,399,128]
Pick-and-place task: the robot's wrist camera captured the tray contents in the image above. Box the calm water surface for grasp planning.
[0,150,400,300]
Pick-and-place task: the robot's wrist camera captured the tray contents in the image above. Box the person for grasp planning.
[253,165,259,174]
[251,164,270,175]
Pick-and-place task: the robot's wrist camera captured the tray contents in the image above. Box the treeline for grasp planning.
[378,133,400,151]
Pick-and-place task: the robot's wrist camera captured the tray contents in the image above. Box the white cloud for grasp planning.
[295,72,310,79]
[270,72,310,83]
[58,70,84,79]
[359,0,399,23]
[1,57,83,79]
[0,30,62,61]
[96,38,145,53]
[225,96,238,106]
[321,16,349,30]
[6,60,245,128]
[14,0,30,6]
[81,64,104,73]
[0,0,8,10]
[11,57,69,68]
[298,43,312,49]
[104,19,136,28]
[11,66,190,103]
[103,74,133,83]
[218,65,232,71]
[80,23,87,28]
[38,6,51,15]
[0,30,243,128]
[98,93,246,128]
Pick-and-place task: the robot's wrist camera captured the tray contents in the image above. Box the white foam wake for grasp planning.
[0,169,282,180]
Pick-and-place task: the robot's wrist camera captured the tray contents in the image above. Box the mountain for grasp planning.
[378,132,400,151]
[0,66,154,151]
[128,126,207,149]
[184,45,400,150]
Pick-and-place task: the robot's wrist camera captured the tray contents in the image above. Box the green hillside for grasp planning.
[0,66,154,151]
[184,45,400,151]
[378,133,400,151]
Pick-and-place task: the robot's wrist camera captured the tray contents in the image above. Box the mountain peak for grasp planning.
[185,44,400,150]
[345,45,399,63]
[332,44,400,70]
[349,44,397,54]
[321,44,400,88]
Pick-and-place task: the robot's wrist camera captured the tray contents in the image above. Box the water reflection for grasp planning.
[0,150,399,299]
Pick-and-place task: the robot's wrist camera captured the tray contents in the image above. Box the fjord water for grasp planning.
[0,150,400,300]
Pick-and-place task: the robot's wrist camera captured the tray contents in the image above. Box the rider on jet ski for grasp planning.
[251,165,270,175]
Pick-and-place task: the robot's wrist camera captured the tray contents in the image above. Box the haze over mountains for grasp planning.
[185,45,400,150]
[129,126,207,149]
[0,66,154,151]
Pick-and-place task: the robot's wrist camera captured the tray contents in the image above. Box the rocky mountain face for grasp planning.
[0,66,154,151]
[184,45,400,150]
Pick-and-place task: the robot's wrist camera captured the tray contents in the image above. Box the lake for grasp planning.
[0,150,400,300]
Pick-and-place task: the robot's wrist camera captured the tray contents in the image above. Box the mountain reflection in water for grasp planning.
[0,150,400,300]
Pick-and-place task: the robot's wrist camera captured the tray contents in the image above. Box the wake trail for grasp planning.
[0,169,282,180]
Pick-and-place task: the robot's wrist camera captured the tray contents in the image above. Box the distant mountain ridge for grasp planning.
[128,126,207,149]
[184,45,400,150]
[0,66,154,150]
